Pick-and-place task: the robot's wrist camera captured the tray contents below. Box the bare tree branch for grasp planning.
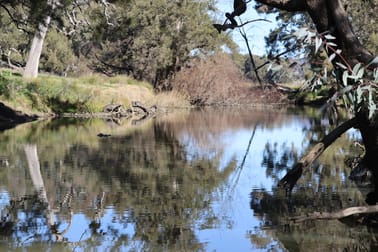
[255,0,306,11]
[214,18,271,33]
[239,26,264,88]
[0,3,30,34]
[279,116,359,192]
[291,205,378,223]
[99,0,114,26]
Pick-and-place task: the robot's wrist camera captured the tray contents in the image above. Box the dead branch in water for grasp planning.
[278,116,359,192]
[291,205,378,223]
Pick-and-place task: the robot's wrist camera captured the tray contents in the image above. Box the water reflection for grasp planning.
[0,107,372,251]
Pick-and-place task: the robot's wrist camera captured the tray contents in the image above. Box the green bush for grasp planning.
[40,29,77,76]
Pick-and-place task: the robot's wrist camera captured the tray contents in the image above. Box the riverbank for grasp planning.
[0,69,191,118]
[0,66,293,120]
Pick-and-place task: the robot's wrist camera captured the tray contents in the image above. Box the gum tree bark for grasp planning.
[23,15,51,78]
[23,0,62,78]
[254,0,378,196]
[255,0,377,68]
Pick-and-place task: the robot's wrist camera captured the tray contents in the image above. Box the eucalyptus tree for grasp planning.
[216,0,377,199]
[0,0,115,78]
[89,0,234,90]
[247,0,378,200]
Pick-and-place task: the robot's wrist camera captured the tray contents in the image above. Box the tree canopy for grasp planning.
[0,0,236,87]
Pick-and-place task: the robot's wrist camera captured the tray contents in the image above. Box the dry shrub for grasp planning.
[152,90,191,108]
[172,54,253,106]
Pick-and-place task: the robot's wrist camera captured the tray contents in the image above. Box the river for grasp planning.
[0,106,374,251]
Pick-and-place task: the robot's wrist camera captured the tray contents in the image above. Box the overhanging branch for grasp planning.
[279,116,359,192]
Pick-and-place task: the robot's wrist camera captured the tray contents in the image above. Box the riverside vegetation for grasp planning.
[0,52,290,122]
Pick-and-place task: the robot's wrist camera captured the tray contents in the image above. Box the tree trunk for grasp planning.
[23,15,51,78]
[255,0,377,68]
[356,113,378,204]
[255,0,378,195]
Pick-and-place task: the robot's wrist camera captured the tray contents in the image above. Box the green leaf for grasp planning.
[356,67,364,79]
[324,34,336,40]
[356,86,363,105]
[352,63,362,75]
[336,62,348,70]
[329,53,336,62]
[342,71,348,86]
[326,42,337,47]
[315,37,322,54]
[367,56,378,68]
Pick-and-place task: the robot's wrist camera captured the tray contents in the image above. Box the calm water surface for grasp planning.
[0,107,375,251]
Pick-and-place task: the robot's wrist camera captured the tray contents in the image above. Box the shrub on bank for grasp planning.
[172,54,255,106]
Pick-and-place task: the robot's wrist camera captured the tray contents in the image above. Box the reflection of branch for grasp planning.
[240,125,258,169]
[229,125,258,193]
[278,117,358,192]
[291,205,378,223]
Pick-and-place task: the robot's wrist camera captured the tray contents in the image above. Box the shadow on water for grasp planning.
[0,106,376,251]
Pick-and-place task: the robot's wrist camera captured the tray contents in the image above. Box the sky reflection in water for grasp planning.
[0,107,362,251]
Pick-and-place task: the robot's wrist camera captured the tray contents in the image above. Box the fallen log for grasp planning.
[131,101,157,116]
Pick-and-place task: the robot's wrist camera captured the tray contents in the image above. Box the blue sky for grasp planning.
[215,0,277,56]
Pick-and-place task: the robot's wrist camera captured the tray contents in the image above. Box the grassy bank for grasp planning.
[0,69,189,115]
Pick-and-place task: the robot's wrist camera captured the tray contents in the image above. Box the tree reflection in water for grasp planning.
[0,107,375,251]
[0,108,241,251]
[250,112,378,251]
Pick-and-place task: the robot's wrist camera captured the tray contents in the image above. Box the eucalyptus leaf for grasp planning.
[369,102,377,119]
[329,53,336,62]
[315,37,322,54]
[324,34,336,40]
[367,56,378,68]
[356,86,363,105]
[342,71,348,86]
[356,67,364,79]
[326,42,337,47]
[336,62,348,70]
[353,63,362,75]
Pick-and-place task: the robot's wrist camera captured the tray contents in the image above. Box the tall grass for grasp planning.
[0,70,155,114]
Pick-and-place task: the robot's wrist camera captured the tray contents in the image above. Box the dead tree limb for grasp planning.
[291,205,378,223]
[279,116,359,192]
[131,101,157,116]
[213,18,271,33]
[239,26,263,88]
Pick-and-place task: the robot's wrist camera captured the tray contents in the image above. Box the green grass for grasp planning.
[0,69,154,114]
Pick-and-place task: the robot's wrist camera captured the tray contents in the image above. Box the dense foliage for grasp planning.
[0,0,235,89]
[251,0,377,120]
[255,0,378,57]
